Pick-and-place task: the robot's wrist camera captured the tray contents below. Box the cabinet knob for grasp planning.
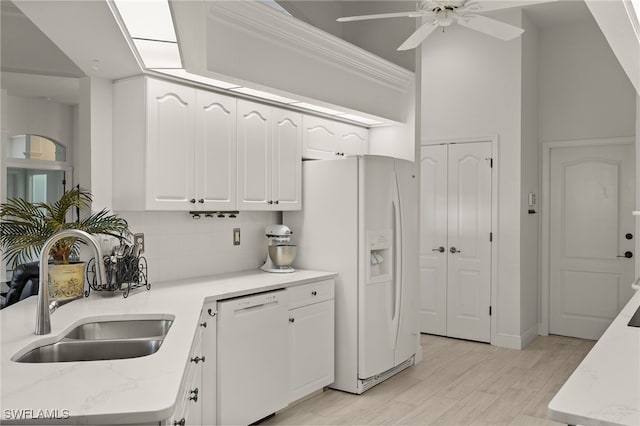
[274,200,279,205]
[207,308,217,317]
[198,199,204,204]
[268,200,273,205]
[174,418,185,426]
[289,317,295,323]
[199,322,207,328]
[311,290,317,296]
[190,356,205,364]
[189,388,199,402]
[189,199,196,204]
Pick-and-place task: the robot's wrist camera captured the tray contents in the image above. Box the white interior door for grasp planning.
[446,142,492,343]
[419,145,448,335]
[549,143,635,340]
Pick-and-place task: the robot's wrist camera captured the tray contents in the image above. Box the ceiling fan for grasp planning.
[337,0,538,51]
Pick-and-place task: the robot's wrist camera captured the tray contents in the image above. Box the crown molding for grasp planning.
[206,1,415,94]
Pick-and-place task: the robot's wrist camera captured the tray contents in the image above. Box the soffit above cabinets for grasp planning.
[172,0,415,124]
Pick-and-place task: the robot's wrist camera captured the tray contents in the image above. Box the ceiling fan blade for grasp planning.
[461,0,556,13]
[456,14,524,40]
[337,11,425,23]
[397,21,439,51]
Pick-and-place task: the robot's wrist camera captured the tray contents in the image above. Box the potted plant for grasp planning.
[0,188,131,299]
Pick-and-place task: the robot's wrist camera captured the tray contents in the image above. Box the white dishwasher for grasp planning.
[217,289,289,425]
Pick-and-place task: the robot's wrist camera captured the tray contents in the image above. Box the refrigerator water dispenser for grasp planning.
[367,230,392,283]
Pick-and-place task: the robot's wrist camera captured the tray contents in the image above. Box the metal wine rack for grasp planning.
[86,254,149,298]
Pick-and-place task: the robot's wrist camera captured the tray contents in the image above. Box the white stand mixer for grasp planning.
[261,224,296,273]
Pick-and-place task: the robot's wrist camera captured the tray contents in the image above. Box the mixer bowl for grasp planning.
[268,245,297,268]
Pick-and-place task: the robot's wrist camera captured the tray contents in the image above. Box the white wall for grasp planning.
[421,10,524,348]
[5,95,73,146]
[115,211,279,283]
[539,19,637,142]
[340,1,416,71]
[520,11,539,346]
[278,0,344,39]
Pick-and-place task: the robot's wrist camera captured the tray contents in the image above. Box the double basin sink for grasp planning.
[13,317,173,363]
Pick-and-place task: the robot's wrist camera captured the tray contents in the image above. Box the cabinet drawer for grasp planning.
[287,279,334,309]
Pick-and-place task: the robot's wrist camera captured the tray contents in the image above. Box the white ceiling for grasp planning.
[0,0,599,106]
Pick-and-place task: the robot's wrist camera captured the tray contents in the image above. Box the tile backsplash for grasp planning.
[114,210,280,283]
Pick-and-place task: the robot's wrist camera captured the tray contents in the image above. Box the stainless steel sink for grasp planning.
[13,317,174,363]
[15,339,163,363]
[64,319,173,340]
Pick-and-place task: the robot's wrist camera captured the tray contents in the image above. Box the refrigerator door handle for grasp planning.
[391,172,403,350]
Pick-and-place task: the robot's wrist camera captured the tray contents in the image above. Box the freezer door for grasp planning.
[358,156,398,379]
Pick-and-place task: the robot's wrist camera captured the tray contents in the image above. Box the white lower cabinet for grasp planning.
[168,304,216,426]
[169,280,334,426]
[287,279,335,403]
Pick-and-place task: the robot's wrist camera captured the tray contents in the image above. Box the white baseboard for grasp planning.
[521,325,538,348]
[493,326,539,350]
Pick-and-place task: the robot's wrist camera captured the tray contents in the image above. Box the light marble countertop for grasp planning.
[0,269,336,425]
[548,288,640,426]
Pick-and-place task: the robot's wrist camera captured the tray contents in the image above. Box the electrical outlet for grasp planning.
[233,228,241,246]
[134,233,145,254]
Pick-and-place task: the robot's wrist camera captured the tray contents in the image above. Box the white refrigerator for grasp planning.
[284,155,419,394]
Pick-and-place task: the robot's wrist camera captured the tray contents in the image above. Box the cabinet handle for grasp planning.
[189,388,199,402]
[189,199,196,204]
[207,308,217,317]
[198,199,204,204]
[190,356,205,364]
[311,291,317,296]
[289,317,295,323]
[174,418,185,426]
[200,322,207,328]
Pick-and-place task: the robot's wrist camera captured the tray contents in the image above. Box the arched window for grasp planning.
[7,134,67,162]
[4,134,71,204]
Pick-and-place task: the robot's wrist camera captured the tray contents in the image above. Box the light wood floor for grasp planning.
[263,334,595,426]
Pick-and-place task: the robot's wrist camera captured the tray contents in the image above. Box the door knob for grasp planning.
[617,251,633,259]
[450,247,461,254]
[432,247,445,253]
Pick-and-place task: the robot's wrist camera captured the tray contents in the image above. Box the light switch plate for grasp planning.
[233,228,241,246]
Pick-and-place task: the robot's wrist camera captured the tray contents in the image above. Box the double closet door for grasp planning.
[419,142,493,342]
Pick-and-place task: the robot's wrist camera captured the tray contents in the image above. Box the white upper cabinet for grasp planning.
[272,108,302,211]
[302,115,369,159]
[146,78,196,209]
[237,99,301,211]
[196,91,237,210]
[113,77,237,211]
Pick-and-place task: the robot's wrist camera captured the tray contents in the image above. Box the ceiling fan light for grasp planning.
[439,17,454,26]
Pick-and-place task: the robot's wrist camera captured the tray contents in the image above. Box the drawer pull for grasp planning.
[190,356,205,364]
[174,418,185,426]
[311,291,317,296]
[200,322,207,328]
[289,317,295,323]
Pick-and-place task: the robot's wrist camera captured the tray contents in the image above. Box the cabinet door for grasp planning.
[288,300,335,402]
[146,79,196,210]
[237,100,272,210]
[196,91,237,210]
[302,115,339,159]
[337,123,368,156]
[200,304,217,426]
[272,108,302,211]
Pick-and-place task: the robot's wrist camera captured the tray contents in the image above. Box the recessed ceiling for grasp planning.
[1,72,79,105]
